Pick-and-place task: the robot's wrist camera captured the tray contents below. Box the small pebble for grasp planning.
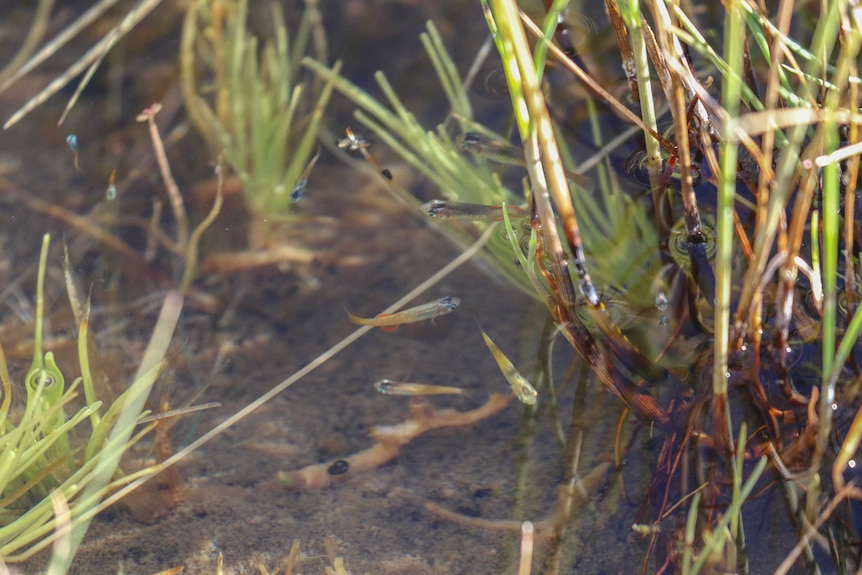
[327,459,350,475]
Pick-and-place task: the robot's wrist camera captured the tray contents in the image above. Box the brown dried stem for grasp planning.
[520,11,676,154]
[137,103,190,252]
[605,0,639,103]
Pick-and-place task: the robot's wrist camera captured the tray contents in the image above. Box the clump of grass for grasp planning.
[304,18,661,308]
[486,0,862,572]
[309,0,862,572]
[181,0,338,246]
[0,235,182,567]
[303,21,543,297]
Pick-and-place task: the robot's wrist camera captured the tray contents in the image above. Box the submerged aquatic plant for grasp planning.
[0,235,182,567]
[181,0,337,246]
[304,22,548,296]
[304,18,667,318]
[309,0,862,573]
[486,0,862,573]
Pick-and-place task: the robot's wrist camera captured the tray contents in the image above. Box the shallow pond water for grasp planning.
[0,1,840,574]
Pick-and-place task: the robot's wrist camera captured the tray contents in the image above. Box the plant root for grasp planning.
[281,394,512,489]
[423,461,611,537]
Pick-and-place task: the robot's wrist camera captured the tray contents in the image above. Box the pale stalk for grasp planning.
[735,0,842,328]
[487,0,597,305]
[619,0,664,199]
[648,0,702,239]
[714,0,744,455]
[814,0,861,475]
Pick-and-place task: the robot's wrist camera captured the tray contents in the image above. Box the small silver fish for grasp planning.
[479,328,538,405]
[291,148,321,202]
[347,296,461,330]
[421,199,529,222]
[66,134,80,171]
[336,127,372,154]
[374,379,465,396]
[458,132,593,190]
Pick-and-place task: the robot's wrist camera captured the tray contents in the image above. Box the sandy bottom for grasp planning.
[56,165,640,575]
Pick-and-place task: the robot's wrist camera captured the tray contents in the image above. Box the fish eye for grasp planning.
[421,200,445,217]
[440,296,458,310]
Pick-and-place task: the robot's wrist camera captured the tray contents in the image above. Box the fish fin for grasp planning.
[374,314,399,332]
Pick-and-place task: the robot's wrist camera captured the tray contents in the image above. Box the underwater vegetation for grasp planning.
[0,235,181,569]
[311,0,862,573]
[0,0,860,574]
[180,0,337,248]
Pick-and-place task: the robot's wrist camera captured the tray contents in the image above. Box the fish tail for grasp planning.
[346,310,369,326]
